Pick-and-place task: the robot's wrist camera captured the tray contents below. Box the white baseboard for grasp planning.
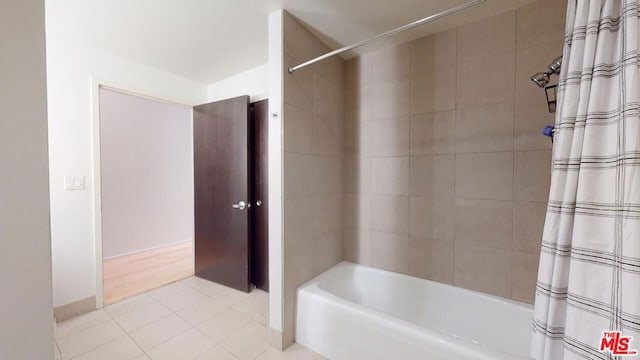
[103,239,193,260]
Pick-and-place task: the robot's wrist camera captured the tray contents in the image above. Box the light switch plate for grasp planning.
[64,176,85,191]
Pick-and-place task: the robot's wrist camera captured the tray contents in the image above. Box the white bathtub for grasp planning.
[296,262,533,360]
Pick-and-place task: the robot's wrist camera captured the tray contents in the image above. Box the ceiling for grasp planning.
[46,0,534,84]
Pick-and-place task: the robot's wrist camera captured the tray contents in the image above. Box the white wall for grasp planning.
[267,10,284,336]
[46,0,277,312]
[46,3,208,307]
[207,64,268,102]
[100,88,194,259]
[0,0,54,358]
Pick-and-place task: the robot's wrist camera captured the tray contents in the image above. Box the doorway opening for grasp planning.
[98,87,195,305]
[94,87,269,307]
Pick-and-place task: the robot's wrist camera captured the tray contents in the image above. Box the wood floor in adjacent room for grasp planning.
[103,241,195,305]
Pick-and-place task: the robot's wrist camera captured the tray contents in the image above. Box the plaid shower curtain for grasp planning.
[531,0,640,359]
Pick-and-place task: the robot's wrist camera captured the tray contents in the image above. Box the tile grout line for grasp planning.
[219,320,267,360]
[348,148,552,159]
[104,279,218,359]
[190,326,227,360]
[54,339,62,360]
[63,325,126,360]
[511,7,520,301]
[252,340,273,360]
[139,280,221,356]
[56,310,125,360]
[144,279,263,358]
[453,26,459,287]
[107,296,164,360]
[60,277,269,360]
[55,311,113,341]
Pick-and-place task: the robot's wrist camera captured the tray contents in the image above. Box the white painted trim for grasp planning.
[90,77,194,309]
[267,10,284,333]
[90,78,104,309]
[252,93,269,102]
[189,107,195,265]
[102,239,193,260]
[100,84,193,109]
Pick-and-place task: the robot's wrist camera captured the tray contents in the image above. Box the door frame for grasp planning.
[90,77,195,308]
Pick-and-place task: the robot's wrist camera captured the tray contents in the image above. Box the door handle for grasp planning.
[256,200,262,207]
[232,201,250,210]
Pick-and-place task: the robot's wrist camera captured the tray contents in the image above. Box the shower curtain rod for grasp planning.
[287,0,486,74]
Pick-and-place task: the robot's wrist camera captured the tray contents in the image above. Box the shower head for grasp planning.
[530,55,563,88]
[548,56,562,74]
[531,72,550,88]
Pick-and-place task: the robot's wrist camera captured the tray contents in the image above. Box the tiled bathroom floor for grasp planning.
[55,276,323,360]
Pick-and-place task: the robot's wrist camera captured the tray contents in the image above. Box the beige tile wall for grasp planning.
[282,11,345,345]
[343,0,565,304]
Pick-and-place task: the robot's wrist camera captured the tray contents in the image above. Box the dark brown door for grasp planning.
[193,96,251,292]
[250,100,269,291]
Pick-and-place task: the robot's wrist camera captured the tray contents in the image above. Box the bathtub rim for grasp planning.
[295,261,534,360]
[303,261,533,311]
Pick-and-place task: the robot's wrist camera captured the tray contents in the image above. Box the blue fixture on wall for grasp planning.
[543,125,555,143]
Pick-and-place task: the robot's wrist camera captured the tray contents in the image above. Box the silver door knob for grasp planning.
[232,201,247,210]
[256,200,262,207]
